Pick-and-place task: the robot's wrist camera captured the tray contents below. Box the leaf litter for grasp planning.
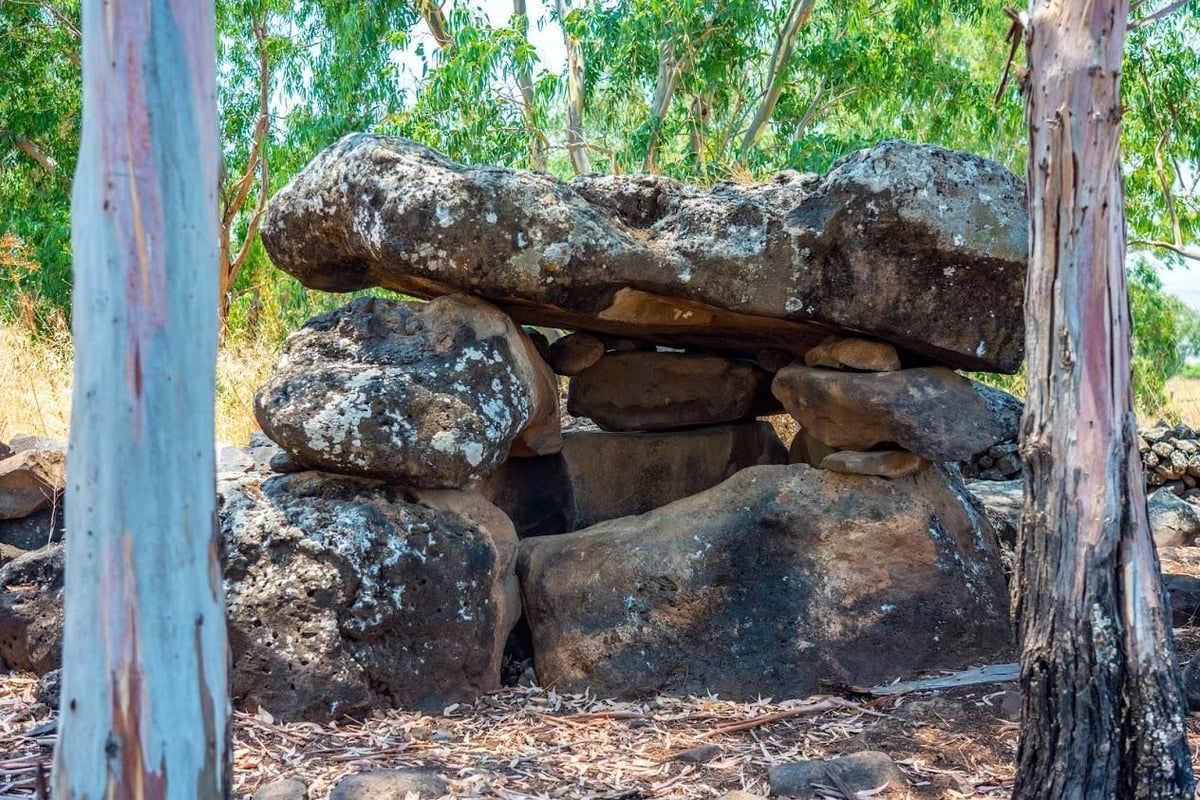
[5,668,1200,798]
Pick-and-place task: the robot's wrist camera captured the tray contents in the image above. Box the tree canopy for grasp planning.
[2,0,1198,394]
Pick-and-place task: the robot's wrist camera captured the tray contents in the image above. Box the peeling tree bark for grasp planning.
[53,1,228,798]
[1014,0,1194,797]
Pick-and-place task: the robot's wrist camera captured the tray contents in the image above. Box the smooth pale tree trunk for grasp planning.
[738,0,814,158]
[512,0,548,172]
[53,2,228,798]
[1014,0,1193,797]
[553,0,591,175]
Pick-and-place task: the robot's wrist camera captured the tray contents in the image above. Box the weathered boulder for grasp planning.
[517,463,1011,699]
[803,336,902,372]
[0,544,63,673]
[819,450,929,479]
[479,422,787,537]
[255,295,560,488]
[0,449,66,519]
[220,472,521,721]
[1148,488,1200,548]
[970,481,1200,551]
[0,506,66,553]
[328,770,449,800]
[548,332,606,376]
[965,479,1022,549]
[772,366,1022,462]
[769,751,908,798]
[261,135,1026,372]
[567,352,775,432]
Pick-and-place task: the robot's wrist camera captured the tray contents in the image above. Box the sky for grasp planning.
[409,2,1200,312]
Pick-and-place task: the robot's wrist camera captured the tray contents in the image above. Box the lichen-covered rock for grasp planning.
[567,352,775,431]
[772,365,1022,462]
[478,422,787,537]
[517,463,1011,699]
[220,472,521,721]
[260,134,1026,372]
[0,449,65,520]
[0,544,63,673]
[255,295,560,488]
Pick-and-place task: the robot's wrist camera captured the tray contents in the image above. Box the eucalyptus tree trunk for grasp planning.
[643,40,679,173]
[553,0,591,174]
[1014,0,1193,796]
[53,2,228,798]
[512,0,548,171]
[738,0,814,158]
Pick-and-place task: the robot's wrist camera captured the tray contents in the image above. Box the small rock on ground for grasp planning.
[328,769,449,800]
[768,750,907,797]
[251,777,308,800]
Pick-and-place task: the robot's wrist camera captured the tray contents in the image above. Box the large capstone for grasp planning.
[517,463,1012,699]
[220,472,521,721]
[261,135,1026,372]
[255,295,560,488]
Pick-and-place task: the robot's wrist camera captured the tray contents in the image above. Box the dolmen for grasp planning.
[5,135,1052,721]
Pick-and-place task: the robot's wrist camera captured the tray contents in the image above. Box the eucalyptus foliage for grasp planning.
[2,0,1198,398]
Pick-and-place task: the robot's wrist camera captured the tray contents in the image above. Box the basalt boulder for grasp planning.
[261,135,1027,372]
[772,365,1023,462]
[220,472,521,721]
[517,463,1012,699]
[255,295,560,488]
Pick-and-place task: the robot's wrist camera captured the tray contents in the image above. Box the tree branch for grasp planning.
[643,40,680,173]
[1129,0,1190,29]
[0,129,59,175]
[553,0,591,174]
[1130,239,1200,262]
[419,0,453,50]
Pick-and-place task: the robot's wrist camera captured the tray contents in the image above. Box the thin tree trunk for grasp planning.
[1014,0,1193,796]
[553,0,590,174]
[418,0,452,50]
[512,0,548,171]
[738,0,815,158]
[689,93,710,168]
[53,1,228,797]
[643,40,679,173]
[219,22,271,328]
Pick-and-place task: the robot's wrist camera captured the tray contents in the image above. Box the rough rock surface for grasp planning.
[255,295,560,488]
[964,479,1022,549]
[768,751,908,797]
[804,336,902,372]
[819,450,929,479]
[328,770,449,800]
[772,366,1022,462]
[0,507,66,552]
[220,472,521,721]
[1148,489,1200,548]
[518,463,1011,699]
[479,422,787,537]
[251,778,308,800]
[0,544,63,673]
[567,352,775,432]
[548,332,606,375]
[261,134,1027,372]
[0,449,66,520]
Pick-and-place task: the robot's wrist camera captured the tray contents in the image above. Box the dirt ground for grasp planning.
[5,645,1200,799]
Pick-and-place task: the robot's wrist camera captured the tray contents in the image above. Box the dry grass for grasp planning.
[0,323,277,447]
[1165,377,1200,430]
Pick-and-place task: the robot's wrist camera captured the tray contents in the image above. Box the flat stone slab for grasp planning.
[261,135,1027,372]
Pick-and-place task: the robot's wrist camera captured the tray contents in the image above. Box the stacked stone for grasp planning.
[962,441,1022,481]
[2,134,1033,721]
[1140,423,1200,497]
[0,436,66,568]
[769,336,1022,481]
